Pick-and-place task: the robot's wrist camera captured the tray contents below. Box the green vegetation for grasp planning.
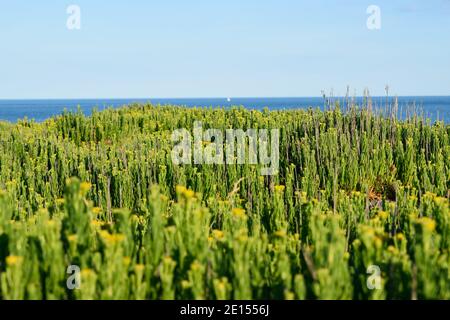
[0,104,449,299]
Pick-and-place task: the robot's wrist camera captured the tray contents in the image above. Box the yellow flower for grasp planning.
[176,185,187,194]
[361,226,375,237]
[176,185,195,198]
[190,261,202,271]
[80,182,92,194]
[215,278,227,291]
[123,256,131,266]
[434,197,447,205]
[163,256,174,264]
[274,230,286,238]
[388,202,396,210]
[237,235,248,242]
[37,207,49,216]
[378,211,389,220]
[68,234,78,242]
[81,268,94,277]
[274,185,285,192]
[131,215,140,224]
[91,219,104,227]
[212,229,225,240]
[5,180,16,187]
[6,255,23,266]
[374,236,383,248]
[134,264,145,273]
[92,207,102,214]
[165,225,177,233]
[56,198,65,205]
[184,189,195,198]
[370,216,381,224]
[232,208,246,218]
[418,217,436,232]
[423,191,437,199]
[45,220,56,227]
[285,291,295,300]
[295,191,307,201]
[181,280,191,289]
[110,234,126,243]
[387,245,397,254]
[100,231,126,244]
[396,233,405,241]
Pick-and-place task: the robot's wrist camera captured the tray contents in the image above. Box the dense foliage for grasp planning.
[0,104,449,299]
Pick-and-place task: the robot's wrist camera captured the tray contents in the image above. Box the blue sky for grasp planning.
[0,0,449,98]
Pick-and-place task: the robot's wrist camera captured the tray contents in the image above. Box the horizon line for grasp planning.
[1,95,450,101]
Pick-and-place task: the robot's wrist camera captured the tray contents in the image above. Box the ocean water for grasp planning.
[0,96,449,123]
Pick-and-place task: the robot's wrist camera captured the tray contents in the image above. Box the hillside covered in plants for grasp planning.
[0,104,449,299]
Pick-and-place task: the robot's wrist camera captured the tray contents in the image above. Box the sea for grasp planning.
[0,96,449,123]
